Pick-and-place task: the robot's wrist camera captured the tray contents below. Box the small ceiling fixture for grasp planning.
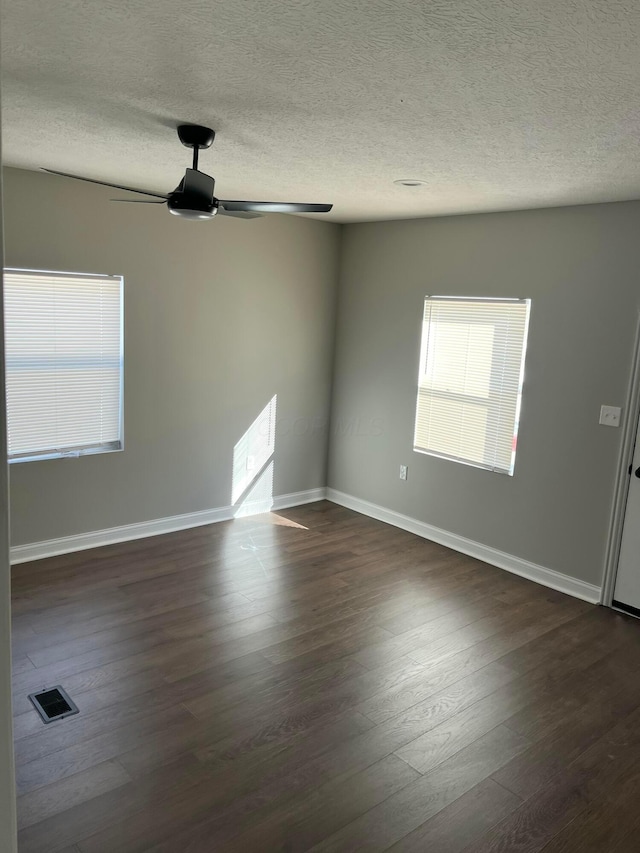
[393,179,428,187]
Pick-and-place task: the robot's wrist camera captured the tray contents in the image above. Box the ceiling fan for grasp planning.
[42,125,333,221]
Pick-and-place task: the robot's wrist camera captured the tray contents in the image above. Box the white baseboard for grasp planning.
[326,488,602,605]
[272,488,327,510]
[12,485,603,606]
[10,487,327,565]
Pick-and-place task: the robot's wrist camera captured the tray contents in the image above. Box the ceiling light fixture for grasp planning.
[42,125,333,222]
[393,179,428,187]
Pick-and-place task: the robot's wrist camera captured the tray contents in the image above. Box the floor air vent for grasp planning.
[28,686,79,724]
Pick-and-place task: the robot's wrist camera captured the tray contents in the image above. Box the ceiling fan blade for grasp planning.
[42,168,169,199]
[219,201,333,214]
[111,198,166,204]
[182,168,215,203]
[217,208,262,219]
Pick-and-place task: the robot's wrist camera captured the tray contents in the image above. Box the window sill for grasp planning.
[9,444,123,464]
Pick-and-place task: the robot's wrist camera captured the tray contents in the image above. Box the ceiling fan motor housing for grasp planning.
[167,193,218,219]
[167,168,218,219]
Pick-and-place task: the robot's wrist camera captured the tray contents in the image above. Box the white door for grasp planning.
[614,421,640,612]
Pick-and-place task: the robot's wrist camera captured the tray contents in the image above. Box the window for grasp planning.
[414,296,530,475]
[4,268,124,462]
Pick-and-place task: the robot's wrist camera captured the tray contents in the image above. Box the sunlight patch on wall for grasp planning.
[233,460,275,518]
[232,394,277,514]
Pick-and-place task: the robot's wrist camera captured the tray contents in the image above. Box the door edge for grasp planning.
[602,309,640,607]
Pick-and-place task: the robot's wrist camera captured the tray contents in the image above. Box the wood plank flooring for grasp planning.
[10,500,640,852]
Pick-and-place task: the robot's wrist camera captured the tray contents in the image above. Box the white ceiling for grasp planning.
[2,0,640,223]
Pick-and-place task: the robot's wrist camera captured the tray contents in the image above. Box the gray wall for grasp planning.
[328,203,640,588]
[6,165,640,593]
[0,152,18,851]
[4,167,341,545]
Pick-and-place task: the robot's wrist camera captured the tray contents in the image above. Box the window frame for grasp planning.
[4,267,125,464]
[413,295,530,476]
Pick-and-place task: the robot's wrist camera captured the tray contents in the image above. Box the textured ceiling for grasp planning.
[2,0,640,222]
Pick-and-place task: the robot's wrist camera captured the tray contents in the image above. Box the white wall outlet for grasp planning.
[599,405,621,427]
[399,464,408,480]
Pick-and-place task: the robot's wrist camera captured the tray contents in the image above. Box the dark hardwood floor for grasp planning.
[10,500,640,852]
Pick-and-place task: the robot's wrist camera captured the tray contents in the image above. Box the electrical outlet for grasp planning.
[599,405,621,428]
[399,464,408,481]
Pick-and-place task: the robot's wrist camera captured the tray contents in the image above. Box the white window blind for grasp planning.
[414,296,530,475]
[4,269,124,462]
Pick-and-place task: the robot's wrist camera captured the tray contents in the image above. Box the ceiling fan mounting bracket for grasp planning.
[177,125,216,150]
